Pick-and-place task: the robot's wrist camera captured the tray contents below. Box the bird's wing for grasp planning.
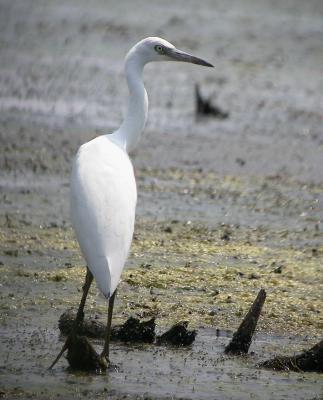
[70,135,137,298]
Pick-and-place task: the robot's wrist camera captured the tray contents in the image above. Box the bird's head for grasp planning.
[128,37,214,68]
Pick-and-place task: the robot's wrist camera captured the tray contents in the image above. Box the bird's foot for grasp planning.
[99,353,119,372]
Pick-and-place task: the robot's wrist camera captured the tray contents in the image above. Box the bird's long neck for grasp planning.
[110,52,148,153]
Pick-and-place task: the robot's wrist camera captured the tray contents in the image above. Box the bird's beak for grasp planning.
[166,48,214,67]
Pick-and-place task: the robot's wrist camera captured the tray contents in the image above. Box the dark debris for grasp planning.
[112,316,156,343]
[195,84,229,119]
[156,321,196,346]
[261,340,323,372]
[59,311,155,343]
[59,311,195,346]
[65,335,106,372]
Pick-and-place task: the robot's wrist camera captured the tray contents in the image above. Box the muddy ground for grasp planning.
[0,0,323,399]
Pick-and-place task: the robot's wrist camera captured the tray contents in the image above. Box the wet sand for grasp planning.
[1,0,323,399]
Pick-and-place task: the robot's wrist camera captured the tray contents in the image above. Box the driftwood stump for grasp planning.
[225,289,266,355]
[261,340,323,372]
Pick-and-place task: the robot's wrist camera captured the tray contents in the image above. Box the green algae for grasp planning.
[122,262,322,334]
[1,217,322,338]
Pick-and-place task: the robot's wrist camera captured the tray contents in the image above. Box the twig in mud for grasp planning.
[225,289,266,355]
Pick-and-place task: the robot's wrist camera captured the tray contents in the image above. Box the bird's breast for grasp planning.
[70,135,137,296]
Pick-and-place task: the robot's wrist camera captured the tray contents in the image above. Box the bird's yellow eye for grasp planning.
[154,45,164,54]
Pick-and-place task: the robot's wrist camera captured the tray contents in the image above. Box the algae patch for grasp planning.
[121,262,322,336]
[0,219,322,338]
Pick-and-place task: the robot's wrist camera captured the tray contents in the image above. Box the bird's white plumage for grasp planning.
[69,37,212,301]
[70,135,136,298]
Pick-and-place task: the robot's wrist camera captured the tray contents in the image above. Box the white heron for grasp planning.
[49,37,213,370]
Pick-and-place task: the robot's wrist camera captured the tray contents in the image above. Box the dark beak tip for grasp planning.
[193,58,214,68]
[197,60,214,68]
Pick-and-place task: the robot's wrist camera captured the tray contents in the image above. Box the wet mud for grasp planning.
[1,0,323,399]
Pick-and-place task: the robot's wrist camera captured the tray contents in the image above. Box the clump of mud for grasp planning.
[261,339,323,373]
[65,335,106,372]
[59,310,156,343]
[156,321,196,346]
[59,310,196,347]
[56,314,156,372]
[59,310,106,338]
[112,316,156,343]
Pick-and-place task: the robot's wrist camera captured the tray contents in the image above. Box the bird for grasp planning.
[49,37,213,370]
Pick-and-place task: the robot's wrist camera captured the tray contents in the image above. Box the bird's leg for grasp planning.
[48,267,93,370]
[100,289,117,366]
[73,267,94,334]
